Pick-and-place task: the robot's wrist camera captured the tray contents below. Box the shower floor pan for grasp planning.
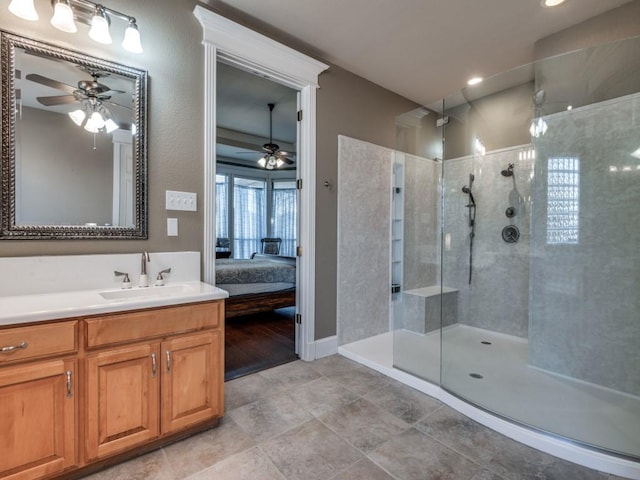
[339,324,640,477]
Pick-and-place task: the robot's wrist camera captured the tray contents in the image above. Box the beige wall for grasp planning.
[0,1,416,341]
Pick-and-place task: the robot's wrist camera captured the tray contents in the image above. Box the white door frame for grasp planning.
[193,7,328,361]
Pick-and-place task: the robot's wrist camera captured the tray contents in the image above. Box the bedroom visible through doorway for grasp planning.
[215,62,299,380]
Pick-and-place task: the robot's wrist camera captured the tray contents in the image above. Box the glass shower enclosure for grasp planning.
[393,34,640,459]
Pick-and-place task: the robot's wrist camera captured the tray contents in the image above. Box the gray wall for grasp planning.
[0,2,417,342]
[17,107,112,226]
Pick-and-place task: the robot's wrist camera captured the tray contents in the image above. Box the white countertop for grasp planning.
[0,281,229,327]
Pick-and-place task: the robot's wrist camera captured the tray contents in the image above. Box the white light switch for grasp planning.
[166,190,197,211]
[167,218,178,236]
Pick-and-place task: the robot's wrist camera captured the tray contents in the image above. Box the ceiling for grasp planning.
[207,0,633,106]
[216,62,297,167]
[213,0,636,166]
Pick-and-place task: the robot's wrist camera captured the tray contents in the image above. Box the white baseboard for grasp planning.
[314,335,338,359]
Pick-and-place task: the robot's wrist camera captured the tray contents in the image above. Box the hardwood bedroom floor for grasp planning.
[225,306,297,381]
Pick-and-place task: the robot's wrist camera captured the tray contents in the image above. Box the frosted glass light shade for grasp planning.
[122,21,143,53]
[89,11,112,44]
[104,118,119,133]
[84,111,104,132]
[68,109,86,126]
[9,0,39,21]
[50,1,77,33]
[257,157,267,168]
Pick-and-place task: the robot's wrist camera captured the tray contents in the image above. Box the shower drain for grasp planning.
[481,341,492,345]
[469,373,484,379]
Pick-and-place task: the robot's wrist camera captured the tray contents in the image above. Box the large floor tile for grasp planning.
[319,397,410,453]
[369,428,485,480]
[259,359,323,388]
[312,355,391,396]
[187,447,285,480]
[364,379,443,424]
[162,417,255,478]
[485,440,611,480]
[261,419,363,480]
[291,376,360,417]
[225,371,287,411]
[328,458,396,480]
[415,406,515,464]
[83,448,174,480]
[229,391,313,443]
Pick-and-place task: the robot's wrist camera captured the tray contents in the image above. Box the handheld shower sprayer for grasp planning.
[461,173,477,285]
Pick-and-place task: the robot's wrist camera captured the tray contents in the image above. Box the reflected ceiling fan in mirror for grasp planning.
[256,103,294,170]
[26,68,129,134]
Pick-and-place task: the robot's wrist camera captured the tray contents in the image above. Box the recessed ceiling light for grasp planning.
[542,0,566,7]
[467,77,483,86]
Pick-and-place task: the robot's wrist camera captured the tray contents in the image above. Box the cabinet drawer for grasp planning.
[0,321,77,364]
[86,301,222,348]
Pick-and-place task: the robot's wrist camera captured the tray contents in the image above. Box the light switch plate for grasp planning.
[166,190,197,211]
[167,218,178,236]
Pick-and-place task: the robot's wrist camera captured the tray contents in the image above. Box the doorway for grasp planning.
[216,62,299,380]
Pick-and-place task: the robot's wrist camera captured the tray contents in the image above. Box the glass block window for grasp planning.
[546,156,579,244]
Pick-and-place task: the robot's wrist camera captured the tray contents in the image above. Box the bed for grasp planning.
[216,253,296,318]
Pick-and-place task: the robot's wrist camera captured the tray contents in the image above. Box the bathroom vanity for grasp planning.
[0,253,228,480]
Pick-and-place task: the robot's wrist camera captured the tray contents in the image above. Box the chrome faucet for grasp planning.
[140,251,150,287]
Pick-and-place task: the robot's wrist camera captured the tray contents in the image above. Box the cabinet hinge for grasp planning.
[297,110,303,121]
[295,313,302,324]
[296,246,302,257]
[296,178,302,190]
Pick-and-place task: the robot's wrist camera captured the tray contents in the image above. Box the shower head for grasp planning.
[462,185,471,194]
[501,163,514,177]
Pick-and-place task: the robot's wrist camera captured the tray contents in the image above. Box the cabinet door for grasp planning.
[0,359,76,480]
[86,343,160,460]
[161,331,222,434]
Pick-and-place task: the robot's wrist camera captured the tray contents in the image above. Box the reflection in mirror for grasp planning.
[1,31,147,239]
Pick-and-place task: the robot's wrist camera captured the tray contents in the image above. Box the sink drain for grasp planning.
[469,373,484,379]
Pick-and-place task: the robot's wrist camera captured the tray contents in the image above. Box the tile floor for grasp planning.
[85,355,625,480]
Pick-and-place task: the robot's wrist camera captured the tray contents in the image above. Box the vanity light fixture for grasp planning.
[50,0,76,33]
[542,0,566,7]
[8,0,143,53]
[88,5,112,44]
[8,0,39,21]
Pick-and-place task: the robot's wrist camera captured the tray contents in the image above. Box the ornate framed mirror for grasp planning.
[1,31,147,239]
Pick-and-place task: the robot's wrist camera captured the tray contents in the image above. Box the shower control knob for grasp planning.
[502,225,520,243]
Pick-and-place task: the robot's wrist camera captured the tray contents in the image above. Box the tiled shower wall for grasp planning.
[529,93,640,396]
[442,146,533,338]
[337,136,394,346]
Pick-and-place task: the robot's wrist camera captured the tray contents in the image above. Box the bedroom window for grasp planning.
[216,169,297,259]
[272,180,297,257]
[234,177,267,258]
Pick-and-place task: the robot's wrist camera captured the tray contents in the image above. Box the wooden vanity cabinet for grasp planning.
[84,301,224,462]
[0,321,78,480]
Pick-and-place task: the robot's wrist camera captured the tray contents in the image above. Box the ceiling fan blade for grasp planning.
[26,73,76,94]
[280,157,294,165]
[104,100,132,110]
[36,95,78,106]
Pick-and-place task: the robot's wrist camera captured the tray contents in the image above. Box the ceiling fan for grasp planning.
[257,103,294,170]
[26,68,129,133]
[25,68,128,109]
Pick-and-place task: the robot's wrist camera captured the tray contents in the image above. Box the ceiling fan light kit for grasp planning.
[8,0,143,53]
[257,103,294,170]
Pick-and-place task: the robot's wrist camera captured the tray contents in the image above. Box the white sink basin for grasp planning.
[99,284,196,300]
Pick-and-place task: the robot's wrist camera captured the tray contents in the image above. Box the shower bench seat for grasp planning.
[401,285,458,333]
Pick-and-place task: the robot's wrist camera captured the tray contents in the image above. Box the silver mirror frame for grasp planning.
[1,31,148,239]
